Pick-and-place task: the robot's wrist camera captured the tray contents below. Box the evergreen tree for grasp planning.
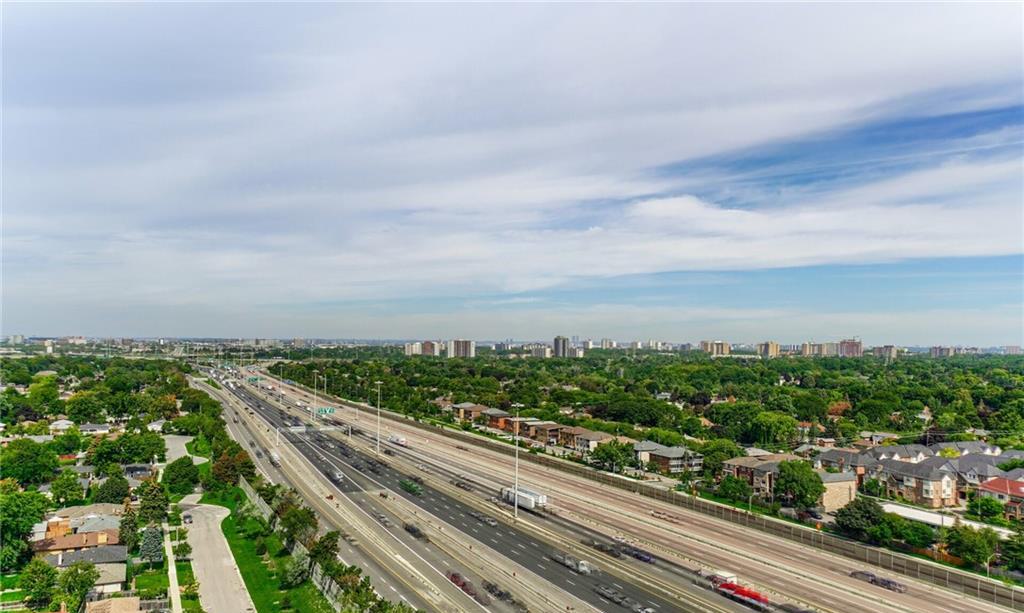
[119,505,140,553]
[138,480,169,524]
[139,525,164,568]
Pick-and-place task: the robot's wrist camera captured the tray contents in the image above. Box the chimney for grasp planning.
[98,532,107,545]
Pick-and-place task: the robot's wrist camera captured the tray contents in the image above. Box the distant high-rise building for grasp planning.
[583,339,594,350]
[930,346,955,358]
[839,339,863,358]
[569,347,585,358]
[291,338,307,348]
[600,338,617,349]
[421,340,440,356]
[874,345,899,361]
[8,335,24,345]
[700,340,731,357]
[553,336,569,358]
[494,342,514,352]
[447,339,475,358]
[531,346,552,358]
[757,341,780,359]
[404,342,422,356]
[1005,345,1022,356]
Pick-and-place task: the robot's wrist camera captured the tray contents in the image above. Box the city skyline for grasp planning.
[4,4,1022,344]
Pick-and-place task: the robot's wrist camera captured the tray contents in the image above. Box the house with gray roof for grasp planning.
[864,444,932,463]
[633,440,667,465]
[873,457,958,507]
[930,441,1002,457]
[647,446,703,474]
[46,545,127,567]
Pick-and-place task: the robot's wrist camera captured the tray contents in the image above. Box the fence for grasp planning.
[386,414,1024,610]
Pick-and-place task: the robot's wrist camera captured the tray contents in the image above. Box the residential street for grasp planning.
[180,494,255,613]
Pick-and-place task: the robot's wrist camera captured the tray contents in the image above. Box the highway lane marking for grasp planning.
[516,543,526,550]
[613,582,624,590]
[566,579,575,586]
[536,563,546,570]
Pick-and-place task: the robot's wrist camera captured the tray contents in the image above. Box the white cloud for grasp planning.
[2,3,1022,338]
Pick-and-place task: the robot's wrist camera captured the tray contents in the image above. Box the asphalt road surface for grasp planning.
[228,384,744,613]
[180,494,257,613]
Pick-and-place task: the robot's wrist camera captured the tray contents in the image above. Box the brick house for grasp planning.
[873,457,957,508]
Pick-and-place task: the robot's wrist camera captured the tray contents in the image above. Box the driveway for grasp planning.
[164,434,208,465]
[180,494,255,613]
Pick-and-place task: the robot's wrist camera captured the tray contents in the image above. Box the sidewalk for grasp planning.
[162,522,182,613]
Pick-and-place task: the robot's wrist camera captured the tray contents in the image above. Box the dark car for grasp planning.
[850,570,876,583]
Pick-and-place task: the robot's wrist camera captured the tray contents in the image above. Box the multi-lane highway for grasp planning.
[254,369,1020,613]
[223,378,748,613]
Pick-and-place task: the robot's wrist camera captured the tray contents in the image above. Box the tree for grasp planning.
[139,525,164,568]
[0,483,48,571]
[718,475,753,503]
[94,474,131,504]
[19,558,58,610]
[212,452,239,486]
[938,447,960,459]
[750,412,799,447]
[281,550,310,588]
[967,496,1005,522]
[946,524,999,569]
[1001,524,1024,572]
[309,531,339,572]
[0,439,58,485]
[861,478,884,498]
[698,439,743,478]
[138,480,169,524]
[162,456,200,495]
[50,469,84,507]
[173,541,192,560]
[120,506,139,553]
[834,497,885,541]
[54,562,99,612]
[279,505,317,549]
[64,391,106,424]
[900,521,937,550]
[774,461,826,509]
[590,440,634,473]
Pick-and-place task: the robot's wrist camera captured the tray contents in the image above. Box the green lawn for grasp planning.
[134,559,170,598]
[201,487,333,613]
[185,435,211,458]
[176,561,203,613]
[1,574,20,590]
[0,590,24,603]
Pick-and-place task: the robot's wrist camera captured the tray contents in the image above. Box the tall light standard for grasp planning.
[312,370,320,422]
[375,380,383,456]
[511,402,524,520]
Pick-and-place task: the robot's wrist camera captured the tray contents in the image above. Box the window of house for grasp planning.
[903,476,915,487]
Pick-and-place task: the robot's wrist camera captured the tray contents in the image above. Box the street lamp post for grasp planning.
[312,370,320,422]
[375,380,383,456]
[512,402,524,520]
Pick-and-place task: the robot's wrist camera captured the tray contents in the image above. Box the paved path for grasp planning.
[164,434,208,465]
[162,522,183,613]
[180,494,256,613]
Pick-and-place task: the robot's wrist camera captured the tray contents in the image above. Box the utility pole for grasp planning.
[312,370,319,422]
[375,380,383,456]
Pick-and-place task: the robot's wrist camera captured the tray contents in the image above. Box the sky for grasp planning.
[3,3,1023,346]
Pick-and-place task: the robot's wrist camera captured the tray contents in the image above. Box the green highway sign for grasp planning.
[317,407,335,415]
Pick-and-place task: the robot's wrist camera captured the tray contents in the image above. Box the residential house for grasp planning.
[558,426,587,448]
[573,430,613,455]
[49,419,75,434]
[863,444,933,464]
[52,503,123,520]
[634,440,667,465]
[977,477,1024,520]
[722,454,800,499]
[85,596,142,613]
[453,402,487,422]
[45,545,128,568]
[503,416,538,437]
[80,423,111,435]
[1005,468,1024,482]
[529,422,564,446]
[815,449,879,486]
[481,407,510,429]
[929,441,1002,457]
[123,464,154,480]
[950,454,1006,501]
[31,529,120,556]
[817,471,857,512]
[91,563,128,594]
[647,446,703,474]
[873,457,957,508]
[525,421,559,440]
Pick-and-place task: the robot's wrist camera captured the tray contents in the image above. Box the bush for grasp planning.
[254,538,267,556]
